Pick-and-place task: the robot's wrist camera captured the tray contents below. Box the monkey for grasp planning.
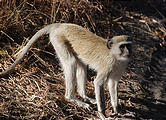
[0,23,132,120]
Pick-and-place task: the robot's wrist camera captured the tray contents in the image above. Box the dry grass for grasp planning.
[0,0,166,120]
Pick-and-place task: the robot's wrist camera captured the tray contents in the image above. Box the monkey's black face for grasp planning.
[120,43,132,57]
[110,42,132,61]
[119,43,132,61]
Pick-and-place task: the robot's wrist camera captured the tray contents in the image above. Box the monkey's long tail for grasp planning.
[0,24,54,77]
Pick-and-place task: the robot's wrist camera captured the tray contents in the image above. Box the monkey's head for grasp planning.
[107,35,132,61]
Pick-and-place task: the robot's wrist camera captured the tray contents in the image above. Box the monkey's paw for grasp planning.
[98,112,115,120]
[67,98,92,110]
[100,116,115,120]
[83,96,96,104]
[77,100,92,111]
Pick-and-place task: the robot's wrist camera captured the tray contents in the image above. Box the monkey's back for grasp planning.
[60,23,112,71]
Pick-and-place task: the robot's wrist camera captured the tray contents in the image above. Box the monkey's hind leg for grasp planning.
[62,56,91,110]
[76,62,96,104]
[50,35,91,110]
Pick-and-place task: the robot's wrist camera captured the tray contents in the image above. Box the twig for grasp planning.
[145,22,152,32]
[112,16,123,22]
[0,30,15,42]
[132,26,155,36]
[85,12,96,32]
[31,48,55,57]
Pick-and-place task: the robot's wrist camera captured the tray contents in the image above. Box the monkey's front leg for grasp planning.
[108,78,119,113]
[94,74,107,120]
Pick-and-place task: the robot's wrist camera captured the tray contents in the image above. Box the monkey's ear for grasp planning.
[107,38,113,49]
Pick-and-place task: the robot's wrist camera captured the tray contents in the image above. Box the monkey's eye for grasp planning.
[120,44,125,51]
